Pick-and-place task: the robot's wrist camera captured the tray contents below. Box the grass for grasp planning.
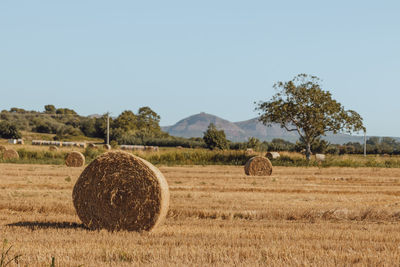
[3,145,400,168]
[2,164,400,265]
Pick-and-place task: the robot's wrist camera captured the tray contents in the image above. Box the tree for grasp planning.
[203,123,229,150]
[256,74,364,160]
[247,137,261,150]
[114,110,137,132]
[44,105,56,114]
[0,121,21,139]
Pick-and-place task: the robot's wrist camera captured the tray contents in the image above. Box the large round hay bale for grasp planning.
[0,145,6,153]
[266,152,280,160]
[72,151,169,232]
[103,144,111,150]
[49,145,59,151]
[65,151,85,167]
[3,149,19,160]
[315,154,326,162]
[244,156,273,176]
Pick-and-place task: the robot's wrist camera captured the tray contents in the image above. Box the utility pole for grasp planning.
[364,130,367,157]
[107,112,110,145]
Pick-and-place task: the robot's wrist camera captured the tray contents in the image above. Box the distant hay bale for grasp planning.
[88,143,97,149]
[176,146,183,149]
[103,144,111,150]
[144,146,154,152]
[245,148,254,155]
[65,151,85,167]
[72,151,170,232]
[315,154,326,162]
[0,145,6,152]
[49,146,59,151]
[266,152,280,160]
[3,149,19,160]
[244,156,273,176]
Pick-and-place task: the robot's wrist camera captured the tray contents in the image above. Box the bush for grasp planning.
[203,123,229,150]
[0,121,21,139]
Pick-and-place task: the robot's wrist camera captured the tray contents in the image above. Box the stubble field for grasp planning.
[1,163,400,266]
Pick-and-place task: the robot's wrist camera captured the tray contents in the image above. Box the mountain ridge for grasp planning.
[162,112,367,144]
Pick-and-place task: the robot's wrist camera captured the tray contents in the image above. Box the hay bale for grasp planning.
[244,156,273,176]
[72,151,170,232]
[103,144,111,150]
[0,145,6,153]
[266,152,280,160]
[65,151,85,167]
[245,148,254,155]
[88,143,97,149]
[3,149,19,160]
[49,146,59,151]
[315,154,326,162]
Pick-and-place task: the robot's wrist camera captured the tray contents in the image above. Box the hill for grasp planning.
[162,113,366,144]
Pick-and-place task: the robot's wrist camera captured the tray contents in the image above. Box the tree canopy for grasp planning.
[256,74,365,159]
[203,123,229,150]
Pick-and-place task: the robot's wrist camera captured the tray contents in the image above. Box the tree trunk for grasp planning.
[306,142,312,161]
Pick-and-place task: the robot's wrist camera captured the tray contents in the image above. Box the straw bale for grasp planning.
[266,152,280,160]
[72,151,170,232]
[49,146,59,151]
[88,143,97,149]
[3,149,19,160]
[145,146,154,151]
[245,148,254,155]
[315,154,326,162]
[244,156,273,176]
[103,144,111,150]
[0,145,6,152]
[65,151,85,167]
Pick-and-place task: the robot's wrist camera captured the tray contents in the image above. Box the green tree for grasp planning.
[247,137,261,150]
[44,105,56,114]
[256,74,364,160]
[0,121,21,139]
[114,110,137,132]
[136,107,161,133]
[203,123,229,150]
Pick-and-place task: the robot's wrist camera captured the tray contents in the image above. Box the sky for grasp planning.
[0,1,399,136]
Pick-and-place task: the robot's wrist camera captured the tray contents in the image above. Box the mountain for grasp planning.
[162,112,366,144]
[162,112,247,141]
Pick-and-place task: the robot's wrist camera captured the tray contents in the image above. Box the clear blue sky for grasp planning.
[0,1,399,136]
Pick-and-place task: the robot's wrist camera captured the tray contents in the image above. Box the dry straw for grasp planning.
[103,144,111,150]
[88,143,97,149]
[65,151,85,167]
[49,146,59,151]
[266,152,280,160]
[72,151,170,232]
[244,156,273,176]
[3,149,19,160]
[245,148,254,155]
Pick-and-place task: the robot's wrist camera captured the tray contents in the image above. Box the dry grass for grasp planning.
[1,164,400,265]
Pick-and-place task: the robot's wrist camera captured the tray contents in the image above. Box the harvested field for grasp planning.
[1,164,400,265]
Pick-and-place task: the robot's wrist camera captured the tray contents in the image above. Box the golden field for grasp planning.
[1,163,400,266]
